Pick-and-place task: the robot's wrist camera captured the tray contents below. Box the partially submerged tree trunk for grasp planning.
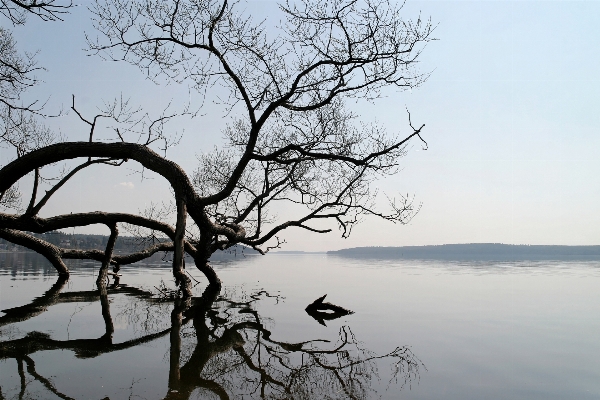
[305,294,354,326]
[193,259,222,291]
[96,223,118,288]
[172,199,192,298]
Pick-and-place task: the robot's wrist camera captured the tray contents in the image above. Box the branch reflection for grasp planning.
[0,277,424,399]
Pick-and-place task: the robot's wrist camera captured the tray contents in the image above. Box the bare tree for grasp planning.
[0,25,57,159]
[0,0,73,24]
[0,0,74,116]
[0,0,433,295]
[0,0,73,210]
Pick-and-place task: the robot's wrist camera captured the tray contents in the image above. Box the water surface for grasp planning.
[1,252,599,399]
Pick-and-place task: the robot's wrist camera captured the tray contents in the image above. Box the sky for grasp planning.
[3,0,600,251]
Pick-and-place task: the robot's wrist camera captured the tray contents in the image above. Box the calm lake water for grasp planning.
[1,251,599,399]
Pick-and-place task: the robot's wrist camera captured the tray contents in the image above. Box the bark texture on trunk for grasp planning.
[96,224,119,287]
[194,259,222,290]
[173,199,192,298]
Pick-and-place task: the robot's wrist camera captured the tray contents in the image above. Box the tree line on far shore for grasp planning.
[328,243,600,261]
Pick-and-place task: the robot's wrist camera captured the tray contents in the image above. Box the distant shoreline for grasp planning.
[327,244,600,261]
[4,240,600,261]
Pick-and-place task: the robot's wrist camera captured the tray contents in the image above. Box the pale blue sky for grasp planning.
[4,0,599,251]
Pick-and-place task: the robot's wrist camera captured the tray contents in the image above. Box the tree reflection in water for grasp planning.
[0,277,423,399]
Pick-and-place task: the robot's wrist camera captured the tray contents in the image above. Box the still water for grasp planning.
[1,251,599,399]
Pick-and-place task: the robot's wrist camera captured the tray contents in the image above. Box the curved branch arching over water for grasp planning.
[0,141,224,293]
[0,0,431,295]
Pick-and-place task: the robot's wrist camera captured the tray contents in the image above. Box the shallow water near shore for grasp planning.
[1,251,599,399]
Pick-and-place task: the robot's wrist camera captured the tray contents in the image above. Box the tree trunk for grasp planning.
[96,224,118,288]
[194,259,222,290]
[173,199,192,298]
